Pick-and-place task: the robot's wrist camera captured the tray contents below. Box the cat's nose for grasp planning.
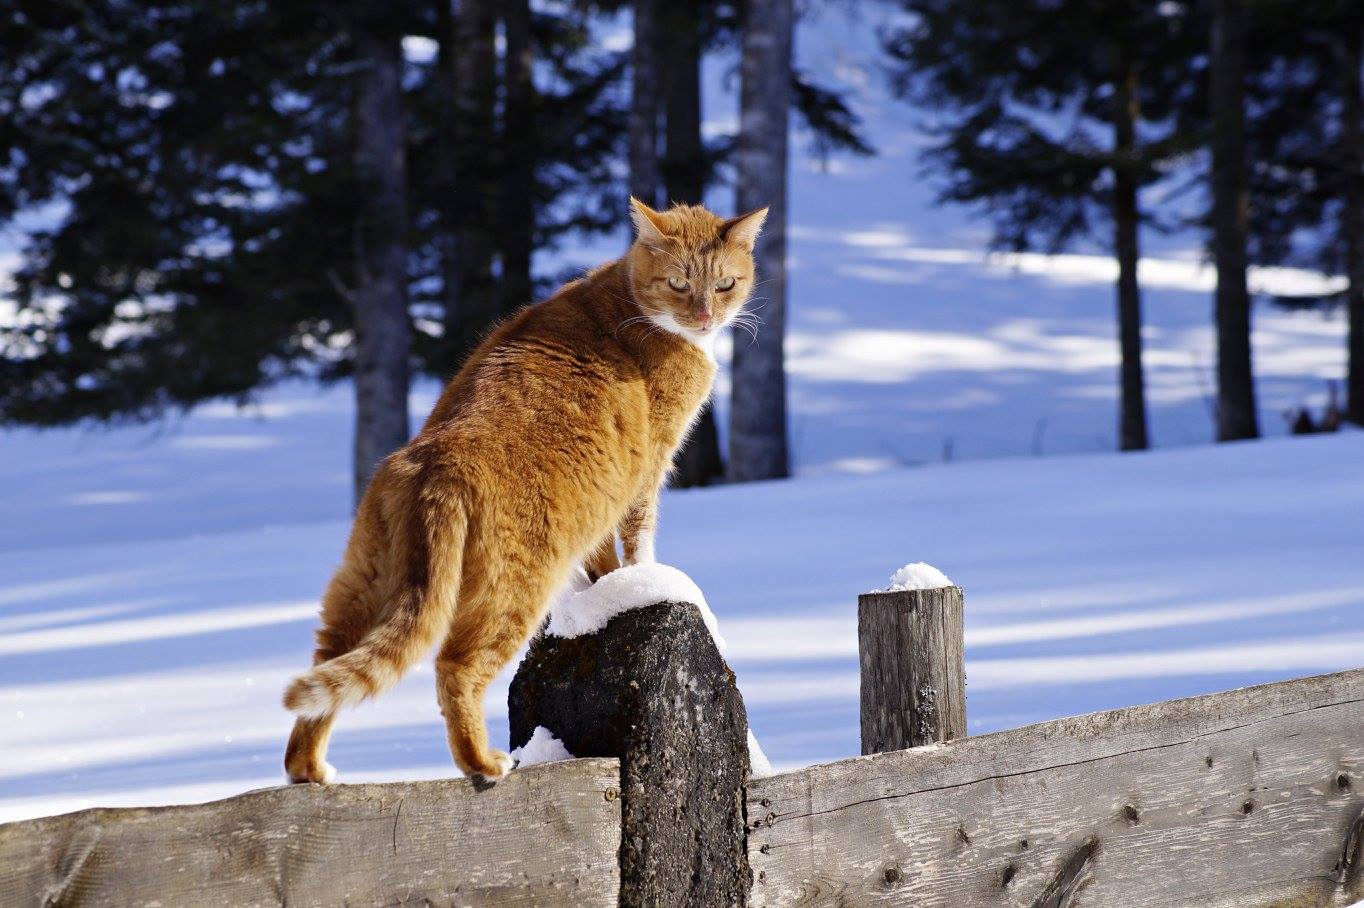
[696,310,713,329]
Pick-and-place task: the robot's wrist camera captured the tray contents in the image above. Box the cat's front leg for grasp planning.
[583,533,621,582]
[619,491,658,565]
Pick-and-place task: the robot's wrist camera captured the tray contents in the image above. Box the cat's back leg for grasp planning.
[583,532,621,581]
[284,489,391,783]
[434,562,563,781]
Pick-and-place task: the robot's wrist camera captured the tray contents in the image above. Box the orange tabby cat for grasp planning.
[282,199,767,782]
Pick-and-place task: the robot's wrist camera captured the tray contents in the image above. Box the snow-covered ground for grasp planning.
[2,398,1360,823]
[0,3,1359,823]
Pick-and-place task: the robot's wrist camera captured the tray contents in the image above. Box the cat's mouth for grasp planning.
[678,314,720,334]
[644,309,724,348]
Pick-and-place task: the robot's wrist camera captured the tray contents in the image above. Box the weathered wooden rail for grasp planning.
[750,666,1364,907]
[2,586,1361,907]
[0,760,623,907]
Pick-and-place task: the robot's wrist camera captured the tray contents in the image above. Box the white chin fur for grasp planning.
[648,312,718,358]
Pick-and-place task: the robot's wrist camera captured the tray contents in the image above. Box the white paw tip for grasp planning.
[285,760,337,785]
[478,752,515,782]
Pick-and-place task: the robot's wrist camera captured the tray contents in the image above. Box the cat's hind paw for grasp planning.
[286,760,337,785]
[471,750,516,784]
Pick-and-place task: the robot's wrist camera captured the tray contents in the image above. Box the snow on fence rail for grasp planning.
[1,583,1361,908]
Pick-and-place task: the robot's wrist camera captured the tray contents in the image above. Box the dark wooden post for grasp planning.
[509,602,751,907]
[858,586,967,754]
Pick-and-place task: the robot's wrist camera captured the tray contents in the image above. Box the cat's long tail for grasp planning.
[282,487,468,719]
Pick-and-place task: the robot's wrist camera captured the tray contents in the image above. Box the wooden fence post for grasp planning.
[508,601,751,908]
[858,585,966,754]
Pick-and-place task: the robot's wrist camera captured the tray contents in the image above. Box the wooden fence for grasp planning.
[0,761,623,907]
[2,587,1361,907]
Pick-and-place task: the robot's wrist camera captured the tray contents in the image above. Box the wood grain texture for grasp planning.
[858,587,966,754]
[750,668,1364,907]
[0,758,621,908]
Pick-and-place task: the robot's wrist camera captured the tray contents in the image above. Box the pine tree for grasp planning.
[0,1,427,503]
[1341,26,1364,426]
[0,0,358,424]
[444,0,499,359]
[660,0,725,487]
[0,0,858,496]
[348,6,412,500]
[1209,0,1259,440]
[729,0,793,482]
[1340,26,1364,426]
[1243,1,1364,427]
[499,0,536,316]
[422,0,627,367]
[884,0,1203,452]
[628,0,663,208]
[621,0,870,486]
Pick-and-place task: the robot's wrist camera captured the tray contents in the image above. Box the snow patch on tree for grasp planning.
[545,563,726,649]
[879,562,954,592]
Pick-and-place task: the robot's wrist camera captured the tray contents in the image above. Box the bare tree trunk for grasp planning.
[1113,57,1150,451]
[445,0,499,358]
[670,402,723,488]
[729,0,792,482]
[1209,0,1260,441]
[433,0,459,363]
[661,5,705,209]
[628,0,662,208]
[661,1,724,488]
[499,0,535,316]
[350,25,411,504]
[1343,28,1364,426]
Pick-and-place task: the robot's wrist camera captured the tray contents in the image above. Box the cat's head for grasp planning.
[625,198,768,345]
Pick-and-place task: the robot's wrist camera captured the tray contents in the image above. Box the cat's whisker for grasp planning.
[730,323,759,344]
[733,301,769,325]
[731,314,763,339]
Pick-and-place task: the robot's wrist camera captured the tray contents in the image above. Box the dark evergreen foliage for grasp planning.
[883,0,1200,253]
[0,0,627,428]
[0,0,363,425]
[1240,1,1364,424]
[883,0,1204,450]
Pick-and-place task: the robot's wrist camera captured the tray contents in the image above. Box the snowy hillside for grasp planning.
[0,2,1359,824]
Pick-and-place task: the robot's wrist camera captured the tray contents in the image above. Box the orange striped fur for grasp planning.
[282,199,767,782]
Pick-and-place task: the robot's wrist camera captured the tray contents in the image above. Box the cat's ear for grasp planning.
[722,207,769,250]
[629,197,670,246]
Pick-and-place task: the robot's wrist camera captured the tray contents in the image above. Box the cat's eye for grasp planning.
[667,276,690,292]
[715,276,736,291]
